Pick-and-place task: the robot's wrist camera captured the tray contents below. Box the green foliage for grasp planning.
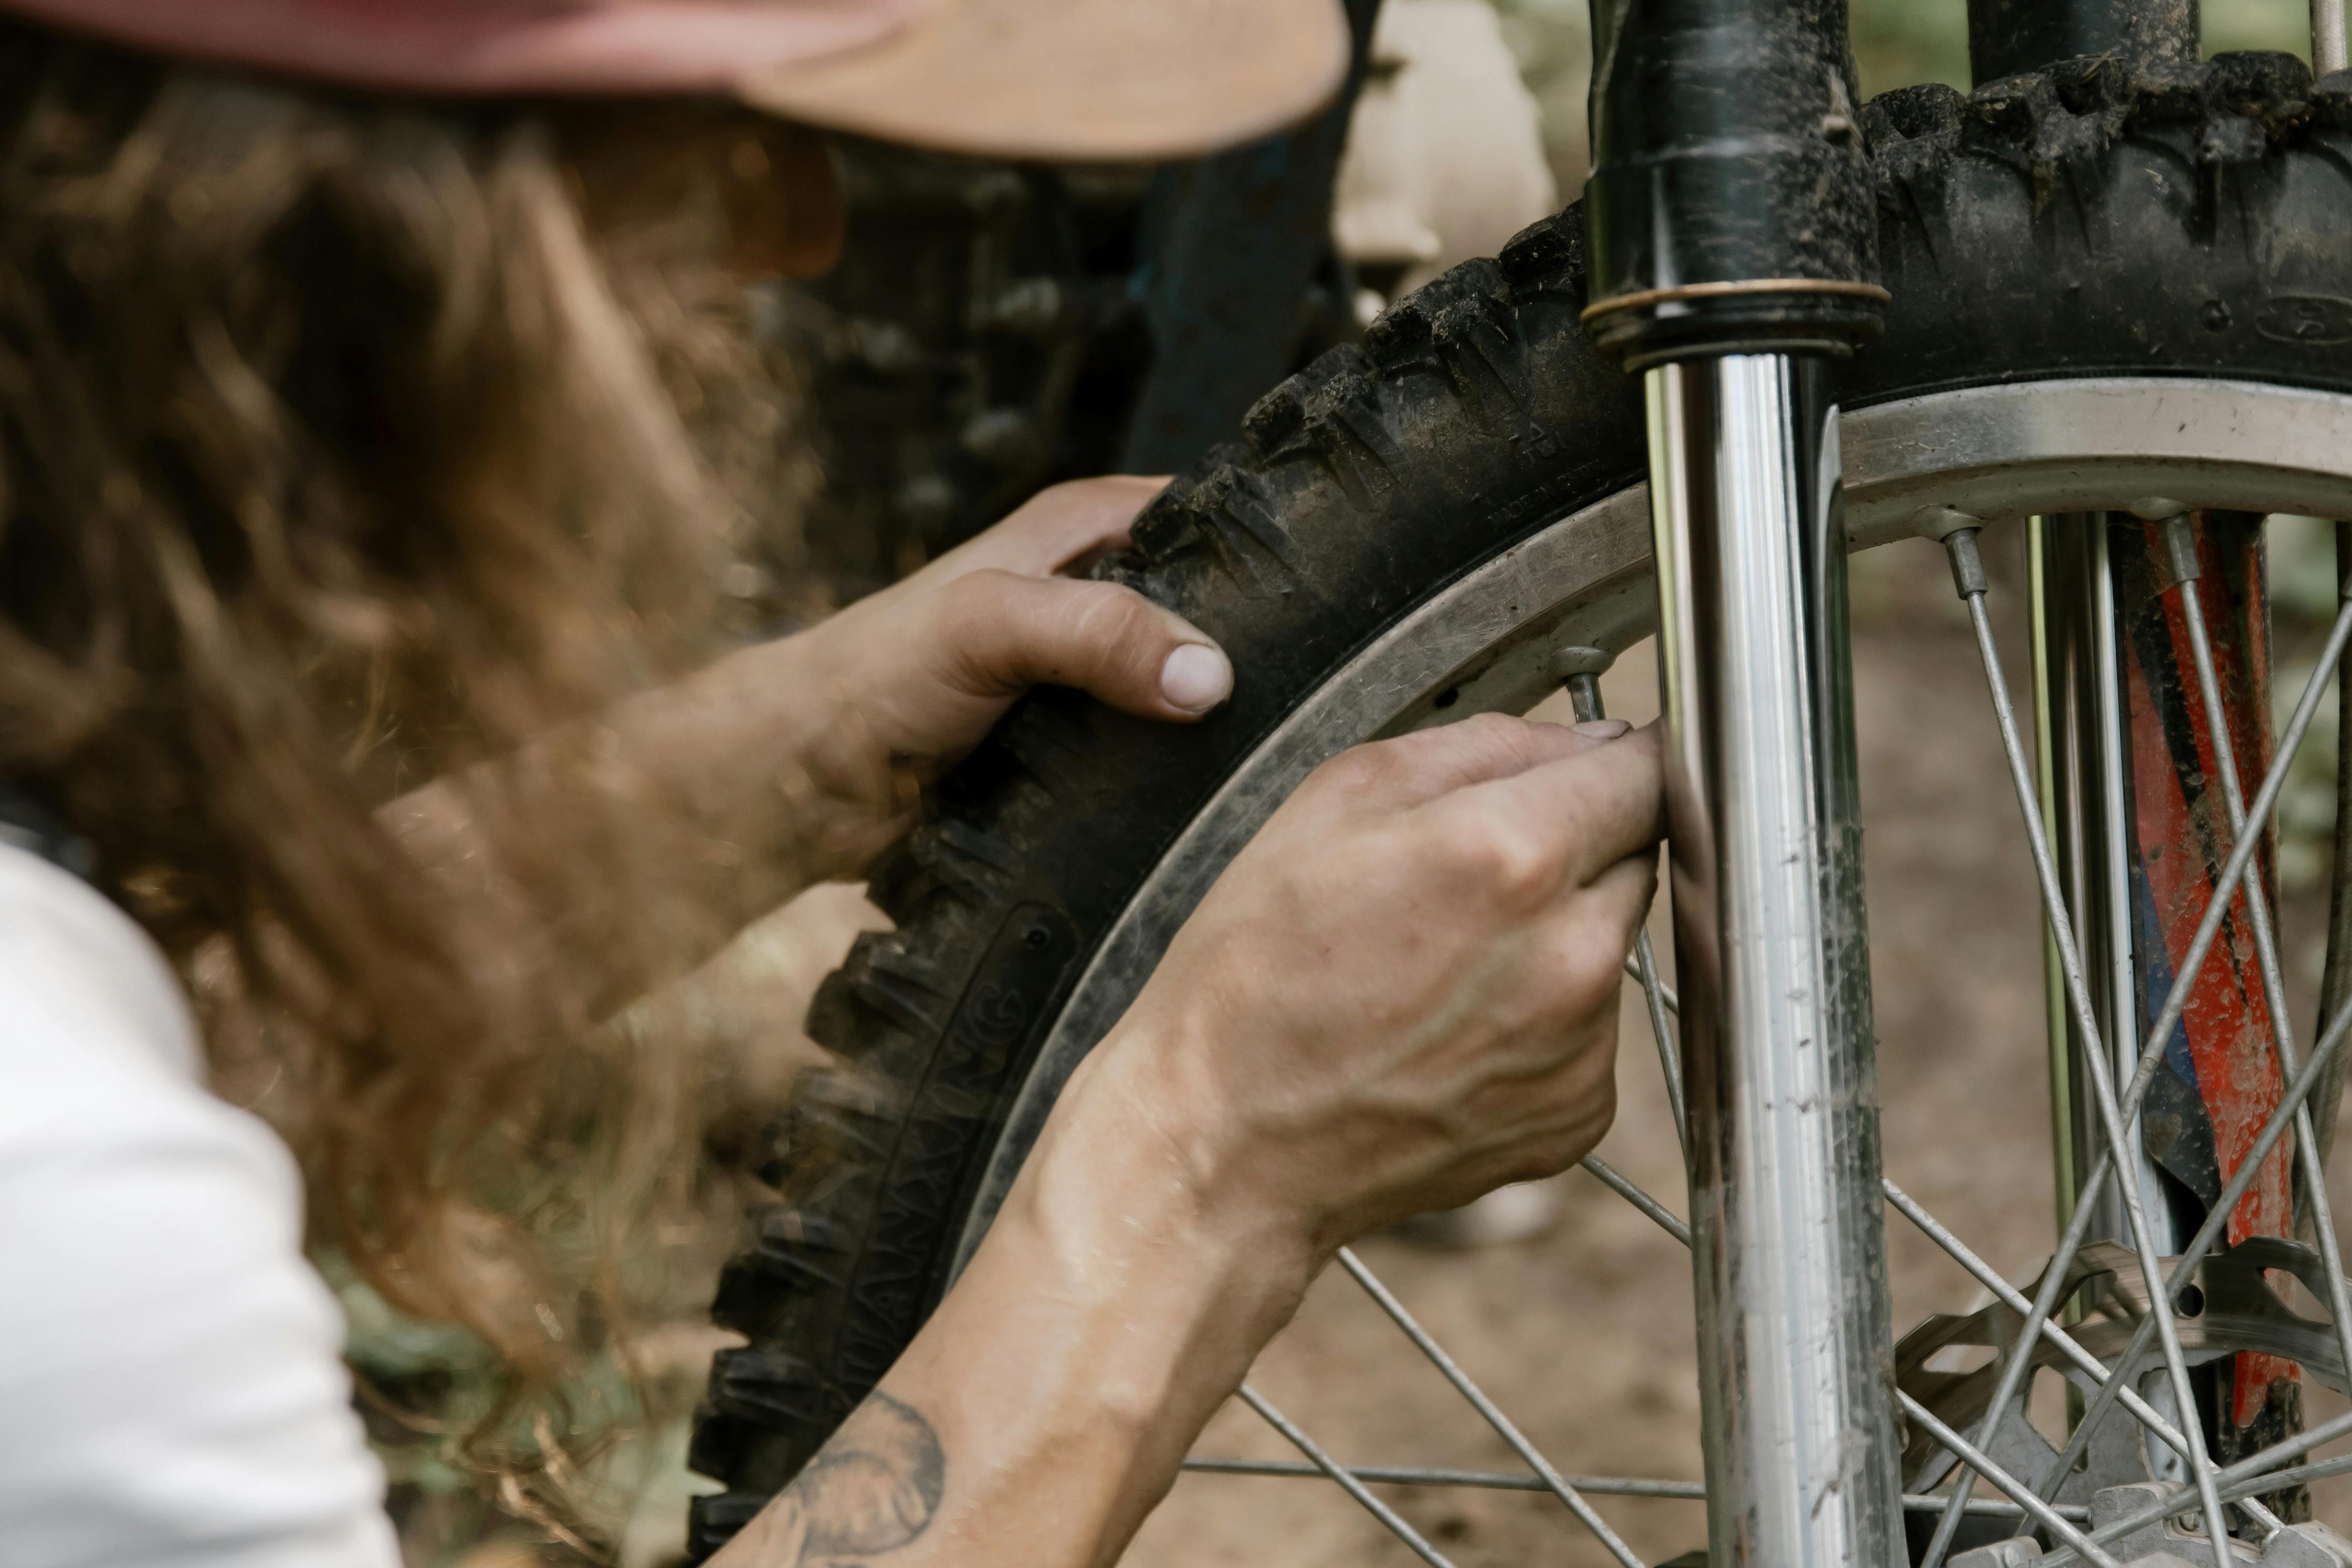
[1850,0,1970,97]
[2206,0,2322,58]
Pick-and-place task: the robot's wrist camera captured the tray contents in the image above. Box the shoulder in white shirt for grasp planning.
[0,844,398,1568]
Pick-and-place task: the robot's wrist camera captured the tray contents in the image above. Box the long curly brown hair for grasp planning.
[0,17,816,1521]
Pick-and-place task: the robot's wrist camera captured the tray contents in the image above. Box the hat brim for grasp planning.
[736,0,1351,163]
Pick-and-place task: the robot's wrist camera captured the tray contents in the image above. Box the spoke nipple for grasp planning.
[1910,505,1984,543]
[1551,645,1615,680]
[1552,647,1613,726]
[1913,508,1991,599]
[2159,513,2203,588]
[2129,496,2192,521]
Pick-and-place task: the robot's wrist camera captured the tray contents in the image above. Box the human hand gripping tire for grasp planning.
[782,475,1234,881]
[387,476,1228,1019]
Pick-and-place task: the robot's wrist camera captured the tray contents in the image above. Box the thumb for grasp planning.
[937,569,1234,721]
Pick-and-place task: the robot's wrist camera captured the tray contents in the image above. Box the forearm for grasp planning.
[375,476,1230,1025]
[382,630,895,1020]
[711,1044,1312,1568]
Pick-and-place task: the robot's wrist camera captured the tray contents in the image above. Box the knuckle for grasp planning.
[1076,582,1160,650]
[1437,811,1556,897]
[1553,924,1633,1013]
[938,565,1020,624]
[931,569,1027,679]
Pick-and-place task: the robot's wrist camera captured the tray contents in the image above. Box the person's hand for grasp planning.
[387,477,1225,1023]
[784,475,1231,878]
[1037,713,1664,1270]
[725,715,1663,1568]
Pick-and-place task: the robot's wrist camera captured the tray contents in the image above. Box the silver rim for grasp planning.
[951,375,2352,1567]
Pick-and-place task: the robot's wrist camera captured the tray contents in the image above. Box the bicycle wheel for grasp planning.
[688,52,2352,1566]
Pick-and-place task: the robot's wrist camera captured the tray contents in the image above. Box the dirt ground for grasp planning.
[1110,527,2352,1567]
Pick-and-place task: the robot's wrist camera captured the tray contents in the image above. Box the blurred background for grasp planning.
[362,3,2344,1563]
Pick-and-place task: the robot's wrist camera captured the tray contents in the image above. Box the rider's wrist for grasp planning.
[1019,1027,1320,1328]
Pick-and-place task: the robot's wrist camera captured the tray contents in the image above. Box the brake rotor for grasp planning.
[1898,1238,2352,1565]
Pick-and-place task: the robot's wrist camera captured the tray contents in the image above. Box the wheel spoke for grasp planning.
[1582,1154,1691,1247]
[2039,521,2352,1498]
[1622,954,1679,1015]
[1563,667,1688,1153]
[1335,1247,1648,1568]
[1182,1459,2088,1519]
[1920,528,2219,1567]
[2035,914,2230,1565]
[1183,1459,1701,1497]
[1237,1383,1460,1568]
[1628,931,1688,1152]
[1934,520,2352,1556]
[2165,513,2352,1383]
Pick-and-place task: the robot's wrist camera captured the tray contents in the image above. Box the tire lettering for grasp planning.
[2254,293,2352,345]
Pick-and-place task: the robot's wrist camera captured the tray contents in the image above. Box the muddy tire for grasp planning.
[686,54,2352,1559]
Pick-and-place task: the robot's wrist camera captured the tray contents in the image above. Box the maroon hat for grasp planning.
[5,0,1351,161]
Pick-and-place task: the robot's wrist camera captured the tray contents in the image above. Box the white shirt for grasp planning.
[0,844,399,1567]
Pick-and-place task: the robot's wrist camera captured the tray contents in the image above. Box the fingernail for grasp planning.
[1573,719,1631,740]
[1160,643,1233,712]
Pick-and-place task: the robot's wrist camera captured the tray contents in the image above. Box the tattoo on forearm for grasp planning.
[715,1392,944,1567]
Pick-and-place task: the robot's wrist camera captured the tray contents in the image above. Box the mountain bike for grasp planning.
[686,0,2352,1562]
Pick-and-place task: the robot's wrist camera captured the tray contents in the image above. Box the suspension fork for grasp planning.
[1582,2,1897,1562]
[1965,0,2318,1518]
[2038,520,2182,1262]
[2038,511,2308,1493]
[2035,515,2197,1488]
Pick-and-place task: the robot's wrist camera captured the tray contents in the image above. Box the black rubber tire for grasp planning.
[686,52,2352,1559]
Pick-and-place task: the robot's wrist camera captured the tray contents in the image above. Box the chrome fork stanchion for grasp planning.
[1647,352,1906,1568]
[1582,0,1889,1552]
